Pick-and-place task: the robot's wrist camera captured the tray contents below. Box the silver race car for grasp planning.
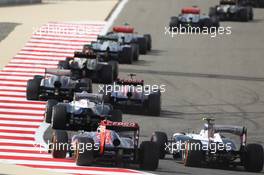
[46,92,122,130]
[26,68,92,101]
[209,0,253,22]
[152,118,263,172]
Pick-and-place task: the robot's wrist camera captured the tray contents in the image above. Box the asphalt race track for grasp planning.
[110,0,264,174]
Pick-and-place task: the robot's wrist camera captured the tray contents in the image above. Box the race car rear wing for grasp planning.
[74,92,103,102]
[45,68,71,76]
[204,124,247,136]
[97,35,119,42]
[74,51,97,59]
[100,120,139,131]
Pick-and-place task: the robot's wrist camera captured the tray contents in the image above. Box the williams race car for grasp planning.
[151,118,264,172]
[102,74,161,116]
[169,7,220,32]
[209,0,254,22]
[48,92,122,131]
[26,68,92,101]
[106,25,152,55]
[58,51,118,83]
[50,120,160,170]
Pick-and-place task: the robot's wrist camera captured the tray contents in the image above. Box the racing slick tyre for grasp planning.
[51,104,67,130]
[148,93,161,116]
[182,140,203,167]
[139,141,159,170]
[45,100,58,123]
[26,79,40,100]
[244,143,264,172]
[121,47,133,64]
[169,16,179,31]
[51,130,68,158]
[108,60,119,80]
[131,43,139,61]
[240,8,250,22]
[151,132,168,159]
[144,34,152,51]
[110,109,123,122]
[101,65,114,84]
[209,7,217,17]
[138,37,148,55]
[75,137,94,166]
[248,7,254,20]
[78,78,93,93]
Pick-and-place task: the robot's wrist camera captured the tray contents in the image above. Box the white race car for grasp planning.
[151,118,263,172]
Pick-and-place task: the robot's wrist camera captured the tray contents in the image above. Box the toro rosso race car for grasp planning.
[50,120,160,170]
[48,92,122,131]
[84,35,135,64]
[103,74,161,116]
[151,118,264,172]
[26,68,92,101]
[209,0,254,22]
[169,7,220,32]
[58,51,118,83]
[106,25,152,55]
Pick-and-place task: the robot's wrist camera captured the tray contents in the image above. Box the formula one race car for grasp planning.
[102,74,161,116]
[26,68,92,101]
[50,120,160,170]
[47,92,122,130]
[86,35,137,64]
[106,25,152,55]
[152,118,264,172]
[169,7,220,32]
[209,0,253,21]
[58,51,118,83]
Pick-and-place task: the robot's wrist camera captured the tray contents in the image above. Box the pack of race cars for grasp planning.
[25,0,264,172]
[169,0,256,32]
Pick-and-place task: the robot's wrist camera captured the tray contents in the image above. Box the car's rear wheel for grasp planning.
[209,7,217,17]
[144,34,152,51]
[151,132,168,159]
[138,37,147,54]
[182,140,203,167]
[148,93,161,116]
[75,137,94,166]
[244,143,264,172]
[169,16,179,31]
[131,43,139,61]
[108,60,119,80]
[45,100,58,123]
[51,130,68,158]
[101,65,113,84]
[240,8,250,22]
[52,104,67,130]
[26,79,41,100]
[139,141,159,170]
[121,47,133,64]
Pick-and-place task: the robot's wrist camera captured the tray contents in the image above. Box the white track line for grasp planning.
[101,0,129,35]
